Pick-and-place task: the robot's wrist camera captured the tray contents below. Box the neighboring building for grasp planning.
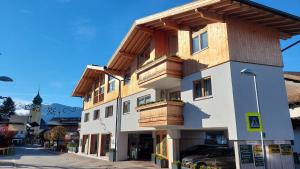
[285,72,300,154]
[8,115,28,145]
[72,0,300,168]
[47,117,80,143]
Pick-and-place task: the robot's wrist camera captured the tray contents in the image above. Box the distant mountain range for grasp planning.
[15,102,82,122]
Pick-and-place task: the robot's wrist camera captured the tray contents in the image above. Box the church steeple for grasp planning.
[33,89,43,105]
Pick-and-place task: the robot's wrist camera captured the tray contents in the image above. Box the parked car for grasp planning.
[181,145,235,169]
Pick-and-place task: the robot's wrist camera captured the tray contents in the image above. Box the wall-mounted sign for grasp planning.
[253,145,265,167]
[246,112,263,132]
[240,145,254,164]
[268,144,281,154]
[280,144,293,155]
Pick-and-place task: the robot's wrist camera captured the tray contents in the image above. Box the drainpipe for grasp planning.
[103,66,127,162]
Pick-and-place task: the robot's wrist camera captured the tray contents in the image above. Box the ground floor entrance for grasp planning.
[100,134,111,156]
[128,133,153,160]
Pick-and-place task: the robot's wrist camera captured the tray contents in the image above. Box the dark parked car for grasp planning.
[181,145,235,169]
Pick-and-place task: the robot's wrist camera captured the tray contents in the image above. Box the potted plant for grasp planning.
[156,155,168,168]
[151,153,156,164]
[172,160,181,169]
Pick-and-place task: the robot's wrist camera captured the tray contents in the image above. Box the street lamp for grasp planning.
[241,68,267,169]
[0,76,13,82]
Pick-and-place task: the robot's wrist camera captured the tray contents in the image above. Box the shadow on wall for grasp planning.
[183,59,208,77]
[183,102,211,128]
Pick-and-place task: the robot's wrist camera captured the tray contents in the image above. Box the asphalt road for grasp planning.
[0,146,157,169]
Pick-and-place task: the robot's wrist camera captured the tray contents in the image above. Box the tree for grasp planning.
[49,126,66,150]
[0,97,15,120]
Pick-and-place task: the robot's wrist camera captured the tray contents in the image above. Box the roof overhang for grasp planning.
[72,65,106,97]
[107,0,300,72]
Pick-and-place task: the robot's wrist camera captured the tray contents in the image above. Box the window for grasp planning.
[107,76,115,92]
[138,43,151,67]
[124,74,131,86]
[105,106,113,118]
[192,31,208,54]
[137,95,151,106]
[193,77,212,99]
[84,93,92,102]
[123,101,130,114]
[169,91,181,101]
[205,131,228,145]
[93,110,100,120]
[93,90,99,104]
[100,85,105,94]
[84,113,89,122]
[200,31,208,49]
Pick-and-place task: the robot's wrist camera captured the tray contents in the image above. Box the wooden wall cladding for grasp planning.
[226,18,283,67]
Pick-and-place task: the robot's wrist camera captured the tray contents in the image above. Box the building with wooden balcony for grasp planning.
[72,0,300,168]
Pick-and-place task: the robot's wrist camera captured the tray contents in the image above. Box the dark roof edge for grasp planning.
[235,0,300,22]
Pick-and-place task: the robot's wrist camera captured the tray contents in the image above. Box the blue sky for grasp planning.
[0,0,299,107]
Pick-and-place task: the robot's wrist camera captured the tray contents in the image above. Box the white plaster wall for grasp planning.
[290,107,300,118]
[120,89,156,132]
[181,61,294,141]
[80,100,117,137]
[230,61,294,141]
[181,62,238,139]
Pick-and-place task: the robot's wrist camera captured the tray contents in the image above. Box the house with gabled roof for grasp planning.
[72,0,300,168]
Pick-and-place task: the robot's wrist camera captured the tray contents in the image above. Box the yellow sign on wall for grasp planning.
[246,112,263,132]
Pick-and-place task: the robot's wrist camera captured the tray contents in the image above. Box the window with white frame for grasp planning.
[137,95,151,106]
[105,106,113,118]
[84,113,89,122]
[107,75,115,92]
[193,77,212,99]
[192,30,208,54]
[93,110,100,120]
[123,101,130,114]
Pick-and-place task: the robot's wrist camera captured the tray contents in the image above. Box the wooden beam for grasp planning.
[119,51,136,59]
[136,26,154,35]
[253,16,283,23]
[274,23,300,29]
[160,19,179,30]
[265,20,294,27]
[195,9,224,22]
[206,0,233,11]
[227,8,256,17]
[217,3,242,14]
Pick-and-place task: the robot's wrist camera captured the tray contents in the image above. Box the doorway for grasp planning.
[100,134,111,156]
[128,133,153,160]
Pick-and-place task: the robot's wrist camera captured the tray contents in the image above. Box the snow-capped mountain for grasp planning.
[15,101,82,122]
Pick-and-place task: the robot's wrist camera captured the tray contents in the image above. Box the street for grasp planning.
[0,146,157,169]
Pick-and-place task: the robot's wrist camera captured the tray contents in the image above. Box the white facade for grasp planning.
[78,61,294,169]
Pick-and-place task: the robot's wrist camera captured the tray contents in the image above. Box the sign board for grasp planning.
[253,145,265,167]
[246,112,263,132]
[268,144,281,154]
[240,145,254,164]
[280,144,293,155]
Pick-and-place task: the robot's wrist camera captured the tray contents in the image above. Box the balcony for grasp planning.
[136,56,183,89]
[136,100,184,127]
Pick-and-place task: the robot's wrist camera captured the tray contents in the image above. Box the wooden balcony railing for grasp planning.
[136,56,183,88]
[136,100,184,127]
